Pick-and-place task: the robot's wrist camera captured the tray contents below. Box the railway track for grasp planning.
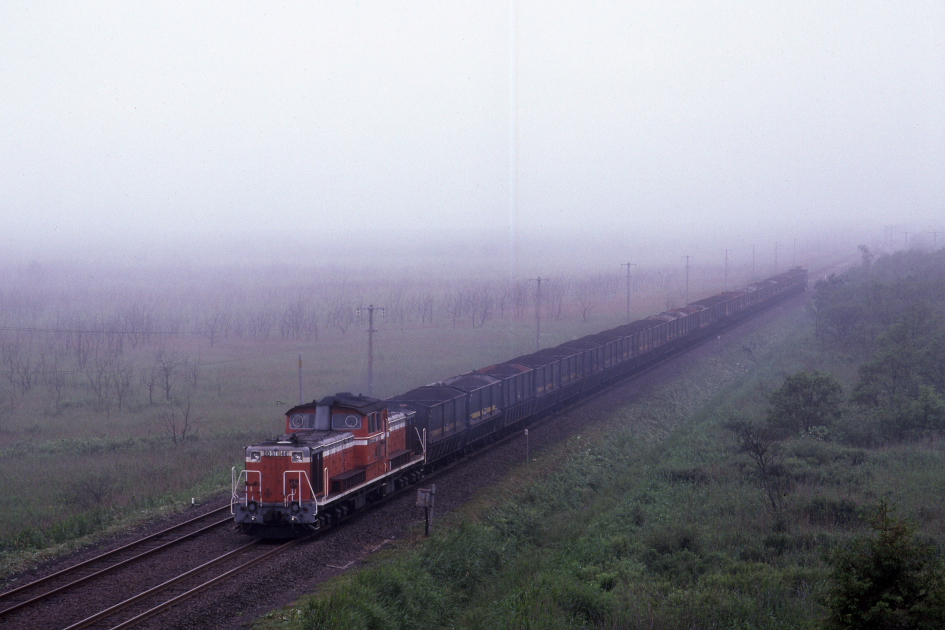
[60,537,305,630]
[0,506,232,629]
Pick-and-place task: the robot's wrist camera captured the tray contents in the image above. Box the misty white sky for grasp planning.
[1,2,943,270]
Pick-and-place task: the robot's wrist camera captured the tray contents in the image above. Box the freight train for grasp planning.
[232,267,808,537]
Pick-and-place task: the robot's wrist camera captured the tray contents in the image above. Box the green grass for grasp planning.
[0,253,845,579]
[0,281,695,576]
[254,287,945,630]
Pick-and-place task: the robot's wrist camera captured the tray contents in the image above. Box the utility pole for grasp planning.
[529,277,543,351]
[682,255,691,304]
[723,250,729,291]
[357,304,385,396]
[621,262,636,324]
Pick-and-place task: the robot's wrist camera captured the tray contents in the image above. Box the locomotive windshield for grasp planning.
[287,406,331,430]
[331,413,362,430]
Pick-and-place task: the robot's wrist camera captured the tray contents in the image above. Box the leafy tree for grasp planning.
[917,331,945,392]
[768,370,844,434]
[889,386,945,440]
[852,345,918,410]
[822,503,945,630]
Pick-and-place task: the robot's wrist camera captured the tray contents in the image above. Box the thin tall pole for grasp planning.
[723,250,729,291]
[682,256,691,304]
[621,262,636,324]
[508,0,518,276]
[357,304,385,396]
[529,277,543,351]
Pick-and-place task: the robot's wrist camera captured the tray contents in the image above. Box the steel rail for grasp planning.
[62,537,306,630]
[0,507,231,618]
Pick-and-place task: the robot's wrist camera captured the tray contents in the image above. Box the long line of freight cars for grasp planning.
[233,267,808,537]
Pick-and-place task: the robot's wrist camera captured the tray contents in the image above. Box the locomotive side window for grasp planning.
[331,413,362,430]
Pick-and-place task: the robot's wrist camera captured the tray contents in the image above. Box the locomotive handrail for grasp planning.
[230,469,262,514]
[282,470,318,515]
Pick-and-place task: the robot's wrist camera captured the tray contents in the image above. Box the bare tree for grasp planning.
[386,285,407,325]
[139,365,160,406]
[85,353,113,409]
[160,398,199,444]
[574,276,605,323]
[510,280,530,318]
[184,357,200,389]
[122,302,156,349]
[444,289,468,328]
[65,469,118,509]
[154,347,181,401]
[726,419,790,513]
[248,310,274,340]
[468,284,495,328]
[44,356,70,413]
[112,360,135,411]
[200,311,229,347]
[326,299,356,334]
[545,278,569,321]
[416,293,436,325]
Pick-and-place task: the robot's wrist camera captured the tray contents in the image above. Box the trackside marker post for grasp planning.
[416,485,436,536]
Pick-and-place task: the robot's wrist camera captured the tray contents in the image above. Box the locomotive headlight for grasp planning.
[250,451,261,462]
[291,451,303,462]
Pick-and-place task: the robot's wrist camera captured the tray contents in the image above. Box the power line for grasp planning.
[0,325,200,336]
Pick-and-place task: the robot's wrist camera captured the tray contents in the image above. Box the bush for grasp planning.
[822,503,945,629]
[768,371,844,435]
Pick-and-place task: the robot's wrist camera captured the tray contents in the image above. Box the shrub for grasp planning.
[768,371,844,435]
[822,502,945,629]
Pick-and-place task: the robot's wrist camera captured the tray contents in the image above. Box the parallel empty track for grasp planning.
[0,506,235,629]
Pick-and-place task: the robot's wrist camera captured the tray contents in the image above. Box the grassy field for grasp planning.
[0,254,838,579]
[254,274,945,629]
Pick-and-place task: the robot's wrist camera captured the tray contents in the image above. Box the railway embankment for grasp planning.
[256,249,945,630]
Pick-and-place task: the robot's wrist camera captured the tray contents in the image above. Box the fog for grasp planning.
[2,2,943,275]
